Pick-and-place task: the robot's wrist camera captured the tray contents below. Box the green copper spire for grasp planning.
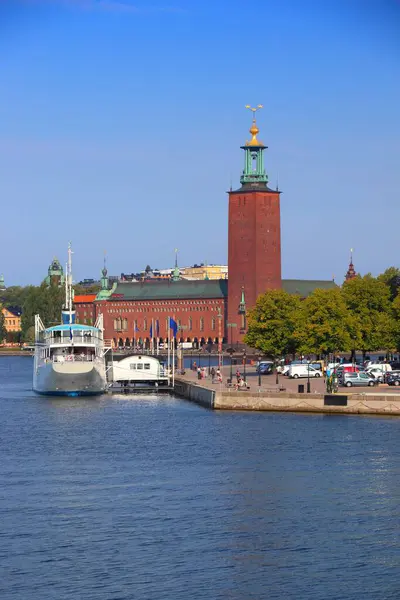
[240,105,268,185]
[172,248,181,281]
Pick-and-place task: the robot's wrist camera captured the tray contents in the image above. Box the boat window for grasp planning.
[137,364,143,370]
[130,364,136,370]
[144,364,150,370]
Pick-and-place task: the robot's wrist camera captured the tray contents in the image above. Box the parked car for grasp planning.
[386,371,400,386]
[340,372,377,387]
[288,364,322,379]
[365,367,385,383]
[367,362,392,373]
[257,361,274,375]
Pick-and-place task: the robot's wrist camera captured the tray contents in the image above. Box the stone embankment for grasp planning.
[174,376,400,416]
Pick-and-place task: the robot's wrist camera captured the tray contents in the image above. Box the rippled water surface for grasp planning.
[0,356,399,600]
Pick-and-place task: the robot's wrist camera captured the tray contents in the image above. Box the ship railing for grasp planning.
[48,336,100,346]
[52,354,96,363]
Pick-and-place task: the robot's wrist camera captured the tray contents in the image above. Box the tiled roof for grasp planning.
[107,279,228,301]
[282,279,337,296]
[100,278,336,301]
[74,294,97,303]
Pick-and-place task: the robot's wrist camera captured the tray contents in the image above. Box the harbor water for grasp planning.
[0,356,399,600]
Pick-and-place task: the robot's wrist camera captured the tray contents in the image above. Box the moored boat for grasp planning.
[33,245,110,396]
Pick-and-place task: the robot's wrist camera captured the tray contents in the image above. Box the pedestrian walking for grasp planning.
[211,366,216,383]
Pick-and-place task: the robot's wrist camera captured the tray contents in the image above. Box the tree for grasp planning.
[244,289,302,358]
[377,267,400,301]
[342,275,395,357]
[21,284,64,341]
[295,288,358,356]
[0,308,6,343]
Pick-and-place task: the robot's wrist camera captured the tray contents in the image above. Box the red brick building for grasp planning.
[74,110,336,349]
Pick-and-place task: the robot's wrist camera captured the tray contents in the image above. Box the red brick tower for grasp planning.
[227,107,281,345]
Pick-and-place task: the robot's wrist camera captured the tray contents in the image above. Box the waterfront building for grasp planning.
[181,264,228,280]
[45,258,65,288]
[1,306,22,336]
[74,108,336,348]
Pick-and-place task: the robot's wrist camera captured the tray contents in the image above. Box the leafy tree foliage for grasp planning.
[340,275,394,355]
[244,289,302,358]
[21,284,64,340]
[295,288,357,355]
[378,267,400,301]
[0,308,6,342]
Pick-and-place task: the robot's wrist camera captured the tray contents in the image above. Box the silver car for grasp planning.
[341,372,377,387]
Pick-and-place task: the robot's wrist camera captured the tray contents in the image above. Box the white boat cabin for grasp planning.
[111,354,168,384]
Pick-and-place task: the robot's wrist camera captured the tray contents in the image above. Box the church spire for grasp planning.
[172,248,181,281]
[240,105,268,185]
[345,248,357,281]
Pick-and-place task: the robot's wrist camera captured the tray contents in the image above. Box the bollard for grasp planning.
[298,384,304,393]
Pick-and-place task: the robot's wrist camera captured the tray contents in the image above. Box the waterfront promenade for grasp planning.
[176,364,400,415]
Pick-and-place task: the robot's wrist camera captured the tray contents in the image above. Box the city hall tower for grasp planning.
[227,106,281,344]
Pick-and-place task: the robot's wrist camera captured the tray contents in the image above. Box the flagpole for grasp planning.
[172,328,175,388]
[167,318,171,386]
[133,324,136,352]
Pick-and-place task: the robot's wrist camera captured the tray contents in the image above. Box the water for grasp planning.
[0,356,399,600]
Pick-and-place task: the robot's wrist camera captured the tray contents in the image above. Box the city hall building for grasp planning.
[74,110,336,348]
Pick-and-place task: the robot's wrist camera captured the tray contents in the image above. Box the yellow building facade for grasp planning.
[1,307,22,333]
[181,265,228,280]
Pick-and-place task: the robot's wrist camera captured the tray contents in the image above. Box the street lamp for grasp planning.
[243,350,247,382]
[226,322,237,382]
[208,341,212,375]
[258,353,262,388]
[307,359,311,393]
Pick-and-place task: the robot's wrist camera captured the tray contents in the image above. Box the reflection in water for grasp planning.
[0,358,399,600]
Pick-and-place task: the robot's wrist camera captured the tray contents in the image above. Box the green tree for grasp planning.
[0,308,6,342]
[342,275,395,357]
[244,289,302,358]
[21,284,64,341]
[295,288,358,356]
[377,267,400,301]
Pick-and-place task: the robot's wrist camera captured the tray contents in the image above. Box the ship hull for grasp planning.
[33,361,106,396]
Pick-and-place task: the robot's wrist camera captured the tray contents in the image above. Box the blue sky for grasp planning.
[1,0,399,285]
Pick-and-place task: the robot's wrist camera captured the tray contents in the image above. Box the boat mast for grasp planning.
[66,242,73,324]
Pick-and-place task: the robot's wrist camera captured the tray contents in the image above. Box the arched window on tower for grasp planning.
[188,317,192,331]
[211,318,216,331]
[200,317,204,332]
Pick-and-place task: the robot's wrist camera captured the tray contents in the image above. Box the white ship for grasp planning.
[33,245,110,396]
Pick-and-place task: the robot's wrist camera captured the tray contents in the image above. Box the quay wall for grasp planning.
[174,378,400,415]
[174,378,214,409]
[214,391,400,415]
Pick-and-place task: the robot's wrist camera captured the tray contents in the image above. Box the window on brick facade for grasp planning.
[144,319,147,330]
[211,318,216,331]
[188,317,192,331]
[200,317,204,331]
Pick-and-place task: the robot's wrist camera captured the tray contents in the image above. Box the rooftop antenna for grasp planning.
[174,248,178,269]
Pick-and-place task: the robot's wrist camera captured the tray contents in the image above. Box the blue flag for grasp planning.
[135,325,140,333]
[149,323,153,338]
[69,327,73,341]
[156,320,159,336]
[169,317,178,338]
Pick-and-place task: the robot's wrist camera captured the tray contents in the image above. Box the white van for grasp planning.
[288,364,323,379]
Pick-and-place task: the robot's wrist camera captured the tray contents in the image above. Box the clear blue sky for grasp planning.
[1,0,399,285]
